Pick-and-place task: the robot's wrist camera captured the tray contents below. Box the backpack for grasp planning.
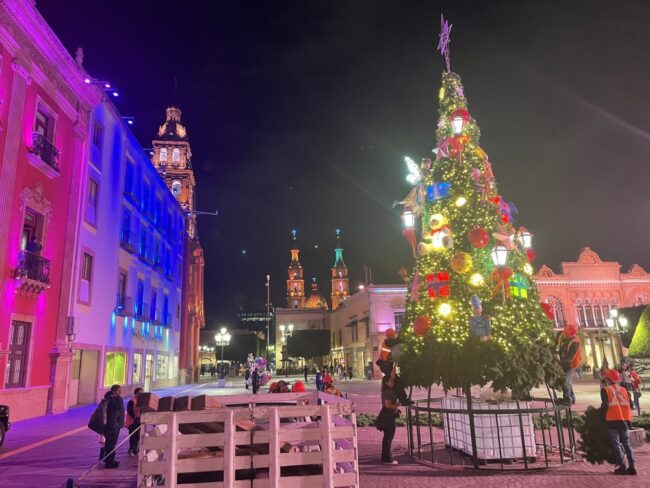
[88,399,108,434]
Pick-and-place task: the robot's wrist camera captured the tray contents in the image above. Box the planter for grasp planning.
[442,396,536,461]
[630,428,645,447]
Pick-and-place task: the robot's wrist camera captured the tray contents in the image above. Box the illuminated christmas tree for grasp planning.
[397,21,559,394]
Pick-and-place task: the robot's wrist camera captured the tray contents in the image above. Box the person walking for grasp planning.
[125,387,142,456]
[348,366,353,380]
[103,384,125,468]
[251,367,260,395]
[322,368,333,386]
[630,366,643,415]
[556,324,581,405]
[303,365,309,383]
[376,369,400,465]
[601,369,636,475]
[315,369,324,392]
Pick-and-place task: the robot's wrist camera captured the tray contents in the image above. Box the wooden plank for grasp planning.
[332,449,356,463]
[173,395,191,411]
[166,413,178,488]
[141,435,167,450]
[177,432,225,448]
[176,410,229,423]
[191,394,225,411]
[235,419,263,432]
[233,453,270,470]
[279,450,323,467]
[333,472,359,487]
[137,392,160,412]
[321,405,334,488]
[158,396,175,412]
[223,409,235,488]
[140,460,167,476]
[269,408,280,486]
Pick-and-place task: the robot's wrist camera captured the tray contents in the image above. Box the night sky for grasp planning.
[39,1,650,328]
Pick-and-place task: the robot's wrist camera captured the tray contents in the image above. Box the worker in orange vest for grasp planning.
[601,369,636,475]
[556,324,581,405]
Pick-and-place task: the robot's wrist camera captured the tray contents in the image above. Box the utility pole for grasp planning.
[266,274,271,364]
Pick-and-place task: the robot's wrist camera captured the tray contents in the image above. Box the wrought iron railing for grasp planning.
[151,308,162,325]
[30,132,60,171]
[119,228,137,253]
[135,302,149,321]
[15,250,50,284]
[115,294,134,316]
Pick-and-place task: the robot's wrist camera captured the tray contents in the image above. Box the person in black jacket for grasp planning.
[126,387,143,456]
[103,384,125,468]
[377,370,400,465]
[251,367,260,394]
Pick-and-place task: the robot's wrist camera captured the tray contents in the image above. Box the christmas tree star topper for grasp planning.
[437,14,452,72]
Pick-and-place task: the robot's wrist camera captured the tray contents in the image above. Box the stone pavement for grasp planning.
[0,377,648,487]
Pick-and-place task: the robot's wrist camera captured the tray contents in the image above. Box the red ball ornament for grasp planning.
[527,249,537,262]
[468,228,489,248]
[413,316,431,337]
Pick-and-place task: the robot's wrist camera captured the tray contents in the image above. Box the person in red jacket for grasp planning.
[601,369,636,475]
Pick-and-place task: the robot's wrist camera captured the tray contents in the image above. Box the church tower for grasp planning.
[286,230,306,308]
[152,107,197,237]
[151,107,204,383]
[331,228,349,310]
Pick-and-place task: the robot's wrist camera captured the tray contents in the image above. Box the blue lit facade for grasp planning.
[68,98,184,405]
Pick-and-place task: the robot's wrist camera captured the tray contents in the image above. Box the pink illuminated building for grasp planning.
[0,1,99,419]
[536,247,650,371]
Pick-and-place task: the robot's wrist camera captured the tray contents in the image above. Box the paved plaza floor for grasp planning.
[0,376,648,487]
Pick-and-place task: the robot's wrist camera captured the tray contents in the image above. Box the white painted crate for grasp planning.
[442,396,536,461]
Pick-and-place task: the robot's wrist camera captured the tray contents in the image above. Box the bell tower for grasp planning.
[152,106,197,237]
[331,228,349,310]
[287,230,306,308]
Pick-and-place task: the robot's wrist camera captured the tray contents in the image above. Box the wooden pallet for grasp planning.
[137,391,358,488]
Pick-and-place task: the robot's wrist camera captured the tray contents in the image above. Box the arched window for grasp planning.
[583,300,593,328]
[575,299,583,327]
[545,296,566,328]
[593,300,605,327]
[160,148,167,162]
[172,148,180,164]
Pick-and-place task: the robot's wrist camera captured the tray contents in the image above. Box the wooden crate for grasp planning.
[138,392,358,488]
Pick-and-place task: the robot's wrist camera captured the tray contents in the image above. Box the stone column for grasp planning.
[48,111,87,414]
[0,59,30,280]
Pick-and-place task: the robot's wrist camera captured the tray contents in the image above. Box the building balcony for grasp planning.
[119,228,137,254]
[150,307,162,325]
[138,249,153,265]
[14,250,50,294]
[161,311,171,328]
[115,294,134,316]
[27,132,60,178]
[135,302,149,322]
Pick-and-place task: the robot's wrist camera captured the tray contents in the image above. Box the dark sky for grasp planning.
[39,1,650,328]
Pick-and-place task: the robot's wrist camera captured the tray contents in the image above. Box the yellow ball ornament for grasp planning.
[450,252,472,274]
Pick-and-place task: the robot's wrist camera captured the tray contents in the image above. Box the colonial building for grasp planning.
[151,107,205,383]
[327,285,406,379]
[536,247,650,370]
[64,96,186,409]
[0,1,96,420]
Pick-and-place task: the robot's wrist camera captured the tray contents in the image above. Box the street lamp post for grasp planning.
[279,324,294,371]
[606,308,629,366]
[215,327,231,381]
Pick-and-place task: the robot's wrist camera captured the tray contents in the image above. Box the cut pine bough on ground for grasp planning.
[135,390,360,488]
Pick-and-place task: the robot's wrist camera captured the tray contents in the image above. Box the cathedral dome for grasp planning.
[305,280,329,310]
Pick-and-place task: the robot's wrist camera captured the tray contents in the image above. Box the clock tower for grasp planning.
[152,107,205,383]
[152,107,197,237]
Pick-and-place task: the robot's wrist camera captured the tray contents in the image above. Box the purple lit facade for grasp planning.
[0,0,97,419]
